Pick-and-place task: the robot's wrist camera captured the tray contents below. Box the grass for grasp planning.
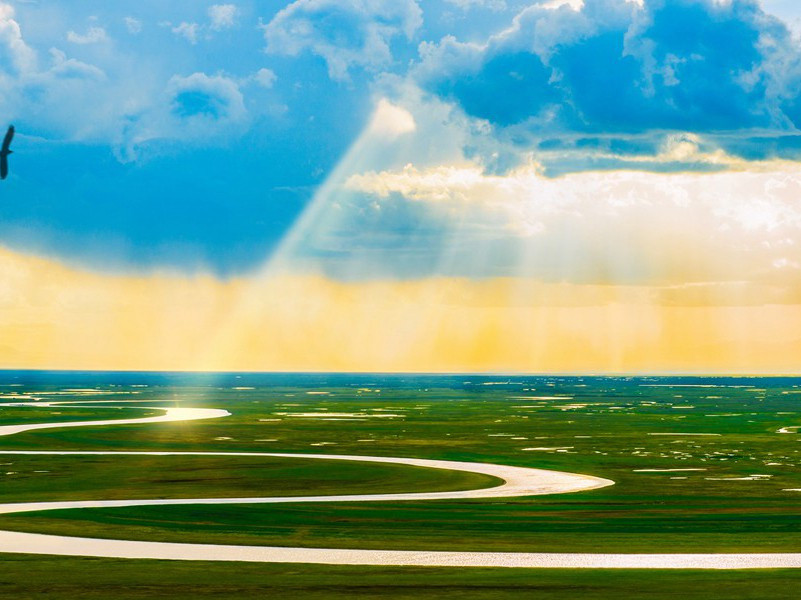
[0,405,160,426]
[1,373,801,597]
[1,555,801,599]
[5,492,801,554]
[0,454,499,503]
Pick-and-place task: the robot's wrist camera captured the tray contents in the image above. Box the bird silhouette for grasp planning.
[1,125,14,180]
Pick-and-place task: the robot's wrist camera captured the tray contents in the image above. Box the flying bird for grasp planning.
[1,125,14,180]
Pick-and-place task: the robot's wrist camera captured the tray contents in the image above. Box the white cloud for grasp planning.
[0,4,257,160]
[541,0,584,10]
[48,48,105,79]
[0,3,36,73]
[209,4,237,30]
[367,99,416,139]
[0,6,137,144]
[153,72,248,140]
[111,71,249,161]
[172,22,199,44]
[66,26,108,45]
[165,7,237,45]
[445,0,507,10]
[252,67,277,88]
[762,0,801,39]
[124,17,142,34]
[263,0,422,81]
[167,72,246,119]
[339,161,801,284]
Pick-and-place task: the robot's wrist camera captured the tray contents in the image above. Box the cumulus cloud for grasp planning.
[250,67,277,88]
[110,72,249,161]
[209,4,237,30]
[541,0,584,9]
[172,21,199,44]
[445,0,507,11]
[168,72,246,121]
[367,98,416,139]
[265,80,801,286]
[0,5,141,143]
[48,47,105,79]
[263,0,423,81]
[322,161,801,285]
[168,6,236,43]
[416,0,801,163]
[0,3,36,73]
[0,3,251,158]
[124,17,142,34]
[25,48,146,143]
[67,26,109,44]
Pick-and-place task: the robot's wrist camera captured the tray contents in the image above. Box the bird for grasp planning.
[1,125,14,180]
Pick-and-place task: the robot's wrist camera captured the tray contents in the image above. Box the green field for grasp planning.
[2,555,801,600]
[1,373,801,597]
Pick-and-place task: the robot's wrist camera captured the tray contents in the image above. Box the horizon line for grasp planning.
[0,368,799,378]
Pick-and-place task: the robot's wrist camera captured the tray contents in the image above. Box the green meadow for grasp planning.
[2,556,801,600]
[1,373,801,597]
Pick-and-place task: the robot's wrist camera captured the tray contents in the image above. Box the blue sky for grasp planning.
[2,0,801,276]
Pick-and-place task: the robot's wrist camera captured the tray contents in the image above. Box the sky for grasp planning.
[1,0,801,373]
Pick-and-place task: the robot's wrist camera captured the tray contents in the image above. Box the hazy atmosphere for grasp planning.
[2,0,801,372]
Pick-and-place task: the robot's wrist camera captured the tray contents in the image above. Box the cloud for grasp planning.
[541,0,584,9]
[0,3,258,160]
[263,0,423,81]
[0,3,36,73]
[172,21,199,44]
[251,67,277,88]
[114,72,250,150]
[367,98,416,139]
[305,159,801,285]
[124,17,142,34]
[18,48,140,141]
[168,7,236,43]
[445,0,507,11]
[209,4,237,30]
[169,72,246,120]
[0,7,141,143]
[66,26,109,44]
[48,47,105,79]
[416,0,801,162]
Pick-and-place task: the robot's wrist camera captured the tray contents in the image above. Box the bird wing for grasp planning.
[1,154,7,180]
[1,125,14,153]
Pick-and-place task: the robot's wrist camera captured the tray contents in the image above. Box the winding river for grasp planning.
[1,400,800,569]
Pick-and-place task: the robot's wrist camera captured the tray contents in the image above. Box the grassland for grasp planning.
[0,404,160,426]
[3,555,801,599]
[1,372,800,597]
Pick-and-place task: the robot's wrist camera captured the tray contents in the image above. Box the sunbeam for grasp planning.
[184,92,801,373]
